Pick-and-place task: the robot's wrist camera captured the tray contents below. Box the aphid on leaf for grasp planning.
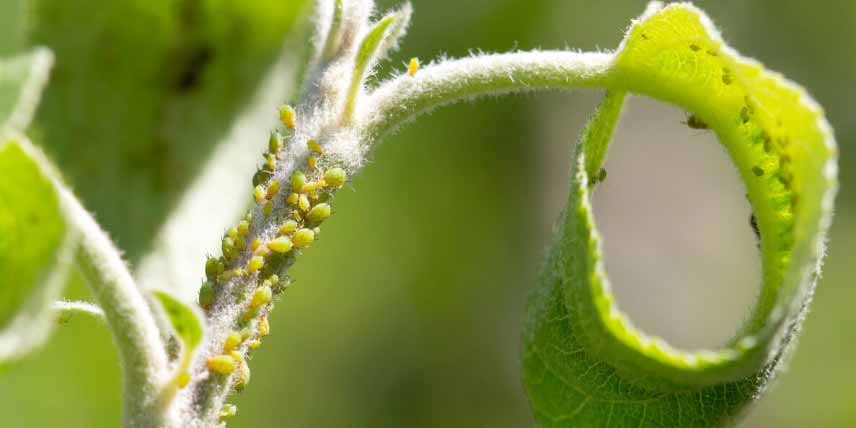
[683,113,708,130]
[595,168,607,184]
[749,213,761,242]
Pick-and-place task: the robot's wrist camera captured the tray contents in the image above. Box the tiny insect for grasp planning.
[749,213,761,242]
[408,57,420,76]
[683,113,709,130]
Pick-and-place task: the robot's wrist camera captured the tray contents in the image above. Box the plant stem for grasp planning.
[58,188,171,428]
[176,49,619,426]
[52,300,106,322]
[359,51,614,140]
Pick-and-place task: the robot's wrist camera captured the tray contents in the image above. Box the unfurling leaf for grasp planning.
[522,3,836,427]
[152,290,204,387]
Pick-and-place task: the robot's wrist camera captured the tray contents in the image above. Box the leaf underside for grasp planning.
[0,136,73,364]
[523,3,836,427]
[0,49,73,365]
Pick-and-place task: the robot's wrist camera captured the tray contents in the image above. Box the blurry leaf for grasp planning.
[523,3,837,427]
[135,23,311,301]
[0,48,52,132]
[0,48,74,364]
[0,136,75,364]
[25,0,309,259]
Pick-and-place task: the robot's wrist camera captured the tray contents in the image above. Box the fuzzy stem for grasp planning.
[58,188,171,428]
[358,51,614,139]
[181,50,617,425]
[52,300,106,322]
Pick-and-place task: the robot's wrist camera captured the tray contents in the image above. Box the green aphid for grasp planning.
[264,154,276,171]
[205,257,225,278]
[222,237,237,259]
[596,168,607,184]
[291,171,307,191]
[749,213,761,243]
[269,131,283,154]
[237,220,250,236]
[234,361,251,391]
[252,169,272,187]
[199,281,215,308]
[219,404,237,420]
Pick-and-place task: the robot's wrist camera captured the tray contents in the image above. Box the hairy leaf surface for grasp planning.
[522,3,837,427]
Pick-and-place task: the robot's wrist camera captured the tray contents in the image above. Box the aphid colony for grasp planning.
[196,103,348,408]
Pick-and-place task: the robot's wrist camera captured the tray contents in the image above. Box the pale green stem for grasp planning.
[58,188,171,428]
[321,0,344,61]
[359,51,614,140]
[52,300,106,322]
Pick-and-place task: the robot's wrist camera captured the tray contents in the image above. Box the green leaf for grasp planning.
[152,290,203,357]
[24,0,309,259]
[134,20,312,301]
[342,4,412,121]
[0,135,75,364]
[0,48,52,132]
[523,3,837,427]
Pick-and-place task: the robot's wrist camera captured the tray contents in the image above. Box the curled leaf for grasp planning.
[523,3,836,427]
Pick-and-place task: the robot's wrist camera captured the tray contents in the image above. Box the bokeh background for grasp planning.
[0,0,853,426]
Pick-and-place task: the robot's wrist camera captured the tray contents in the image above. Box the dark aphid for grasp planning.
[749,213,761,242]
[595,168,607,184]
[684,114,709,130]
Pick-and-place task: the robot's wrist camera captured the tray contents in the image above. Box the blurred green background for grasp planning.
[0,0,853,427]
